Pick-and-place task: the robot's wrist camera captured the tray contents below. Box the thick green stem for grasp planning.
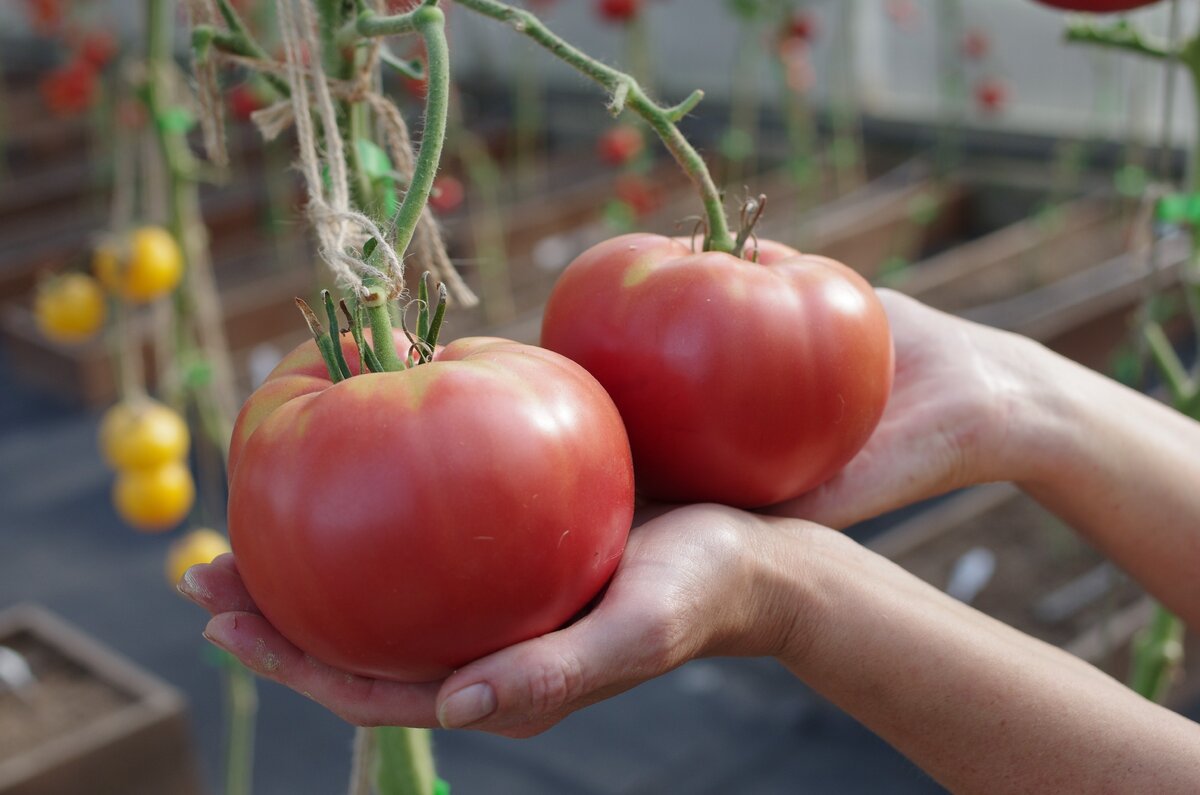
[357,3,452,254]
[372,727,436,795]
[363,278,405,370]
[223,663,259,795]
[1064,20,1172,61]
[201,0,291,97]
[377,0,735,253]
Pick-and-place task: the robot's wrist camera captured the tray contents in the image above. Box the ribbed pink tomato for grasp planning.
[227,332,634,682]
[541,233,893,508]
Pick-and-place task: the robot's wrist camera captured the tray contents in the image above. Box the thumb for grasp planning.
[434,603,680,737]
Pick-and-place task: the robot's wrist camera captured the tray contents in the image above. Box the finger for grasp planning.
[203,612,441,728]
[434,600,679,737]
[178,554,259,615]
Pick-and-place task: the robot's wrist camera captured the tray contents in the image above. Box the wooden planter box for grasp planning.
[0,604,204,795]
[871,485,1200,709]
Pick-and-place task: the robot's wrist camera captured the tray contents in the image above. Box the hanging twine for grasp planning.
[276,0,408,299]
[199,3,476,306]
[184,0,230,169]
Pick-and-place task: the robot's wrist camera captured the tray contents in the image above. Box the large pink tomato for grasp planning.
[227,333,634,682]
[1030,1,1160,11]
[541,233,893,508]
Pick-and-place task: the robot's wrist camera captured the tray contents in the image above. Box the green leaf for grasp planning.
[158,107,197,134]
[363,237,379,260]
[1156,192,1200,225]
[358,139,399,217]
[183,359,214,389]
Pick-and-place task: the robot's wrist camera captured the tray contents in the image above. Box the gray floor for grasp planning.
[3,355,1193,795]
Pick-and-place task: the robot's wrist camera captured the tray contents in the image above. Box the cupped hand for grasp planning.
[768,289,1048,528]
[179,503,800,737]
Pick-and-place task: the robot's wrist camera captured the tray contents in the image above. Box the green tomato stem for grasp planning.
[363,277,406,371]
[366,0,736,253]
[204,0,291,97]
[372,726,437,795]
[358,3,452,265]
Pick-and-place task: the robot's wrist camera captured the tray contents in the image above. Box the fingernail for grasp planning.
[437,683,496,729]
[202,630,229,651]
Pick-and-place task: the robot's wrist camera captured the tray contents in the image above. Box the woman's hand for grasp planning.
[768,289,1052,528]
[179,504,805,737]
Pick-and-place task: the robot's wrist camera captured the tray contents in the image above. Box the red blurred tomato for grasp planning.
[1030,0,1159,11]
[541,234,894,508]
[228,83,265,122]
[782,11,818,43]
[975,77,1010,114]
[227,333,635,681]
[428,175,464,213]
[79,31,118,69]
[24,0,62,35]
[40,59,98,117]
[613,174,661,218]
[598,0,639,23]
[597,125,644,166]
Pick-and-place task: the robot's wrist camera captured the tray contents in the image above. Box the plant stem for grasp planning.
[372,727,437,795]
[386,0,735,253]
[148,0,255,785]
[357,3,453,251]
[363,278,405,370]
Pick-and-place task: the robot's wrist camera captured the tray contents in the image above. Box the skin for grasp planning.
[181,290,1200,792]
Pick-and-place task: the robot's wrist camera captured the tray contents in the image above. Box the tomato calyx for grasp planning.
[296,272,447,382]
[732,193,769,262]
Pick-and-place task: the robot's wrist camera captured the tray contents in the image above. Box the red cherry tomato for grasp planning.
[1030,0,1159,11]
[782,11,818,43]
[24,0,62,35]
[79,31,118,69]
[613,174,662,218]
[228,83,265,122]
[40,59,98,117]
[975,77,1010,114]
[597,125,644,166]
[428,175,464,213]
[541,234,894,508]
[227,332,635,681]
[597,0,639,23]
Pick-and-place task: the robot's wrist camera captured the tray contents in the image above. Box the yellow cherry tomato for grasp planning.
[93,226,183,302]
[99,400,190,471]
[113,461,195,532]
[34,273,107,343]
[166,528,231,586]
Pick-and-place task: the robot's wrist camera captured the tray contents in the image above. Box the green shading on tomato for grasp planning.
[541,234,894,509]
[228,333,635,682]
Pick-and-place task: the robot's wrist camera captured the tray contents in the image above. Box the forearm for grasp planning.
[764,521,1200,794]
[1014,346,1200,629]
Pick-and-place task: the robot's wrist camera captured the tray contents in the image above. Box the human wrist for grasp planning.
[972,329,1079,487]
[743,516,851,667]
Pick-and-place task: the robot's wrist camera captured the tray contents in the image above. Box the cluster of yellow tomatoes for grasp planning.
[34,225,185,343]
[34,225,231,583]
